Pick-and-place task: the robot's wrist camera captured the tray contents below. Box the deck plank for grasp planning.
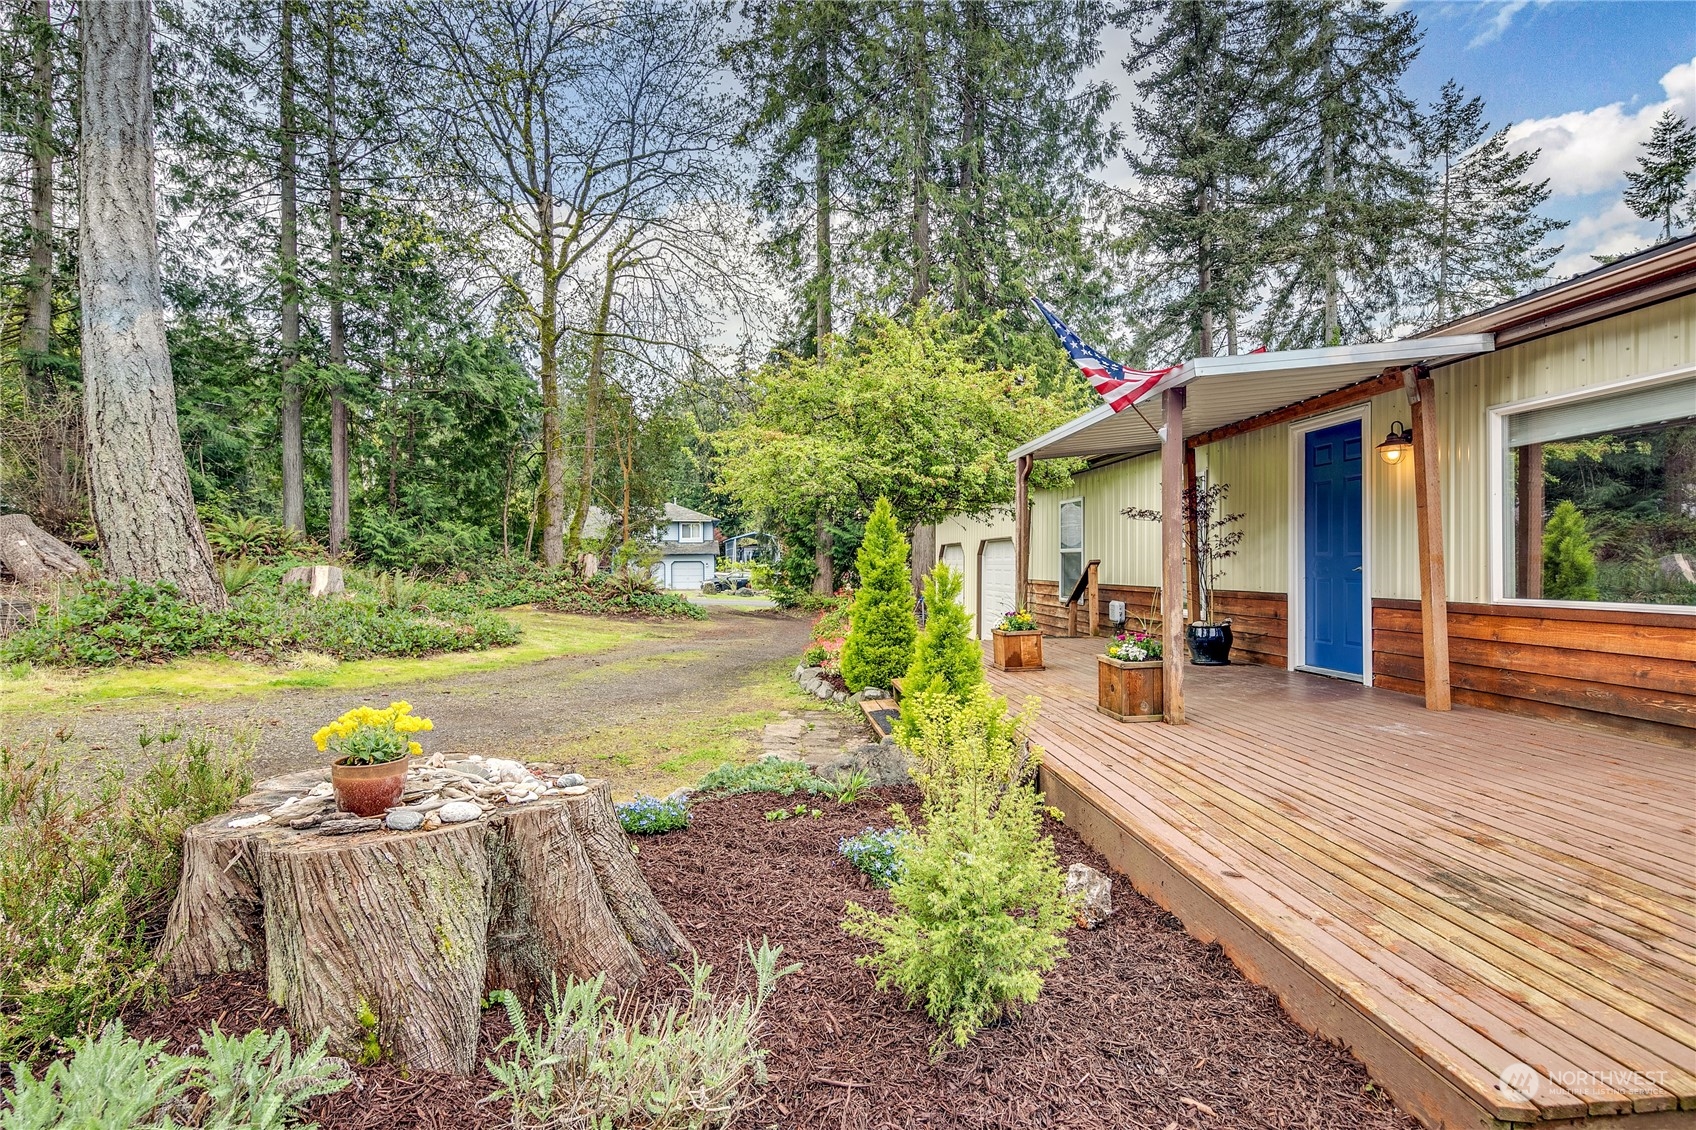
[987,641,1696,1126]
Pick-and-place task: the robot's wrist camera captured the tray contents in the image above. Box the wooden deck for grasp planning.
[986,637,1696,1130]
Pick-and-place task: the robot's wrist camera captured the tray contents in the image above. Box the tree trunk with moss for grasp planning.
[161,773,686,1076]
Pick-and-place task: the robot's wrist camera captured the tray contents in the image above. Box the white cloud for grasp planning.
[1469,0,1533,49]
[1547,199,1660,279]
[1504,56,1696,196]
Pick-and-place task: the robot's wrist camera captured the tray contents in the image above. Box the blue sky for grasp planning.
[1097,1,1696,278]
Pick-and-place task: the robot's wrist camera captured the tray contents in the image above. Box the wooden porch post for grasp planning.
[1183,444,1201,623]
[1014,453,1031,612]
[1161,388,1187,724]
[1406,369,1451,711]
[1515,443,1544,598]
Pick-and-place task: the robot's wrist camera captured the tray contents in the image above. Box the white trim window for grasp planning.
[1059,498,1084,601]
[1490,367,1696,612]
[680,521,703,542]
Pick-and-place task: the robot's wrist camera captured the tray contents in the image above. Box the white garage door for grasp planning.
[939,544,965,607]
[978,539,1015,640]
[670,560,705,590]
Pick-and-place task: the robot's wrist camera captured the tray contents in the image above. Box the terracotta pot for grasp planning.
[991,627,1044,672]
[1097,654,1163,723]
[330,756,409,817]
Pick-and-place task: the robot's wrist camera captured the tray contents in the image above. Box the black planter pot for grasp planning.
[1186,622,1233,666]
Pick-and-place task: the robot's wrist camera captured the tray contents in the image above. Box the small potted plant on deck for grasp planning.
[1098,628,1164,722]
[1125,476,1244,666]
[316,701,434,817]
[990,607,1044,672]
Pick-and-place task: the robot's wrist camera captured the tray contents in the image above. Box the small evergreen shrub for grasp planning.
[0,1021,349,1130]
[844,688,1074,1048]
[615,794,691,835]
[0,729,253,1060]
[485,940,797,1130]
[695,758,832,797]
[903,565,983,702]
[838,498,916,693]
[838,827,909,888]
[1542,499,1601,600]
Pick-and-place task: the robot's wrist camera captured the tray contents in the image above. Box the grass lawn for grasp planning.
[0,609,664,715]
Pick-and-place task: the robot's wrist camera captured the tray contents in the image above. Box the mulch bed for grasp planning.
[134,786,1417,1129]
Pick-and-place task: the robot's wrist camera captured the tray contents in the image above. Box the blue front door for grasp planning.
[1304,421,1364,677]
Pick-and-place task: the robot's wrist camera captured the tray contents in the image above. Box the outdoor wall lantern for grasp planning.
[1377,421,1414,466]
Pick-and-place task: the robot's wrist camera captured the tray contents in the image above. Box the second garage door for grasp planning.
[670,560,705,590]
[978,539,1015,640]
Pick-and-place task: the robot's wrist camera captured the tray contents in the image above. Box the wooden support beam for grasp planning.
[1086,560,1100,637]
[1187,369,1405,450]
[1014,453,1031,612]
[1183,445,1200,624]
[1406,370,1451,711]
[1161,388,1187,724]
[1515,442,1544,599]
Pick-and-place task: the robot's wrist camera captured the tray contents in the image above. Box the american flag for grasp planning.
[1031,296,1178,413]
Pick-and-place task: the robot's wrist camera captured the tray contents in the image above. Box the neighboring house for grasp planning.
[651,503,718,590]
[942,236,1696,741]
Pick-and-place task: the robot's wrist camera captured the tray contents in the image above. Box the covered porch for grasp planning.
[986,636,1696,1128]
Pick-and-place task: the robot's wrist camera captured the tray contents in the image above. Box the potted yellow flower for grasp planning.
[990,607,1043,671]
[315,701,434,817]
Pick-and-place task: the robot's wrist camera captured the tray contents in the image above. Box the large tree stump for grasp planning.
[160,766,687,1076]
[0,512,89,587]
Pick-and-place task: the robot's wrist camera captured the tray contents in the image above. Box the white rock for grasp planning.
[1064,863,1114,928]
[483,757,534,784]
[438,801,482,824]
[385,809,424,831]
[308,783,333,798]
[229,813,271,829]
[556,773,587,787]
[558,785,589,796]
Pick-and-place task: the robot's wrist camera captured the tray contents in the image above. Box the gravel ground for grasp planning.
[4,607,815,783]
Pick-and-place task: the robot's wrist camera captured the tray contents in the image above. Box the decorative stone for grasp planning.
[860,687,886,701]
[229,813,271,829]
[558,785,589,796]
[421,811,442,831]
[557,772,587,787]
[438,801,481,824]
[805,742,913,788]
[385,809,424,831]
[317,817,383,836]
[1065,863,1113,928]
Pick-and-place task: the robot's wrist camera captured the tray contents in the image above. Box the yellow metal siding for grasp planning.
[933,510,1015,628]
[1030,491,1058,581]
[1197,426,1289,593]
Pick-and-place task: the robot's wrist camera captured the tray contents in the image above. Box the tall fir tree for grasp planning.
[1118,0,1283,359]
[839,497,917,693]
[1261,0,1423,347]
[1623,110,1696,243]
[1403,80,1564,328]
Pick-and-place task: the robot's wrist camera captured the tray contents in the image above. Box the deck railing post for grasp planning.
[1161,387,1187,724]
[1407,369,1452,711]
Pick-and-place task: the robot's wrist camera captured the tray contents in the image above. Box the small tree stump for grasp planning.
[0,512,89,587]
[160,769,686,1076]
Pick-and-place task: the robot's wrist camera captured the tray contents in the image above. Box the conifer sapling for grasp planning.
[838,498,916,692]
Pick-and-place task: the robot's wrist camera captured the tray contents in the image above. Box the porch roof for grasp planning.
[1009,333,1495,462]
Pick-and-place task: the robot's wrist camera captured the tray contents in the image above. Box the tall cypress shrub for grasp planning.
[839,498,916,692]
[904,565,982,701]
[1542,500,1600,601]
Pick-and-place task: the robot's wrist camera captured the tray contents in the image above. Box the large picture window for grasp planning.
[1499,373,1696,608]
[1059,498,1084,601]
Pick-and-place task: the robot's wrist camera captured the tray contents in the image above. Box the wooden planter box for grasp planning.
[1098,654,1163,723]
[991,628,1044,672]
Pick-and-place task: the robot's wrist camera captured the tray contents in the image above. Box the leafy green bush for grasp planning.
[1543,499,1601,600]
[0,578,520,668]
[0,1020,349,1130]
[838,827,909,888]
[838,498,915,692]
[904,565,982,701]
[844,688,1073,1048]
[486,940,796,1130]
[615,794,691,835]
[430,560,704,619]
[0,730,252,1061]
[695,758,832,797]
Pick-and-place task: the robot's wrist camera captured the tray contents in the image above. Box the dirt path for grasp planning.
[7,608,816,786]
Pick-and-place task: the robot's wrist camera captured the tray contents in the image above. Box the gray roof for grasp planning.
[658,541,718,556]
[664,502,715,523]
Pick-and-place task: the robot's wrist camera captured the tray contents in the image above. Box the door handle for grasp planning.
[1353,567,1362,572]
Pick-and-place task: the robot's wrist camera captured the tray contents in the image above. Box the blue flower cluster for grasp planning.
[838,826,910,888]
[616,794,690,835]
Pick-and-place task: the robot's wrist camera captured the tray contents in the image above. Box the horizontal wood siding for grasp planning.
[1372,600,1696,741]
[1210,590,1288,668]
